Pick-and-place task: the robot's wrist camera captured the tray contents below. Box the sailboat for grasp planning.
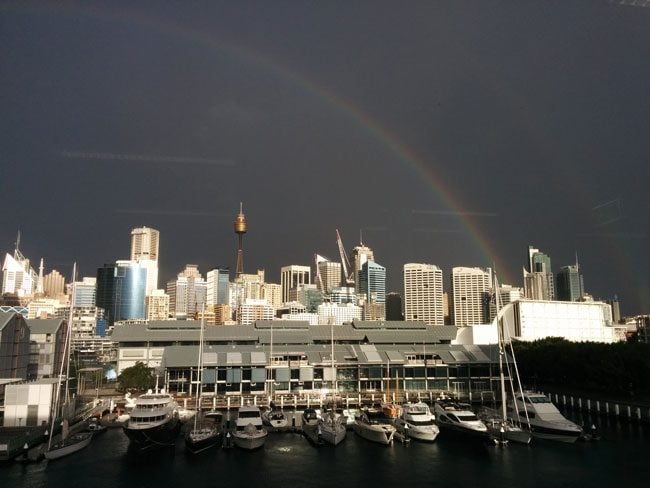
[318,321,346,446]
[185,308,222,453]
[45,264,93,460]
[381,361,400,420]
[262,321,288,429]
[478,274,532,445]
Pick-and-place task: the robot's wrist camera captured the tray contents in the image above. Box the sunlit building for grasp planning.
[404,263,443,325]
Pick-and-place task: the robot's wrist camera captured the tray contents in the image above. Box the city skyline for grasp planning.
[1,2,648,314]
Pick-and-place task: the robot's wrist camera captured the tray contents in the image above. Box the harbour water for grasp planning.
[1,409,647,488]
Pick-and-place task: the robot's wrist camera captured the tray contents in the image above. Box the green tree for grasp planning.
[117,362,156,392]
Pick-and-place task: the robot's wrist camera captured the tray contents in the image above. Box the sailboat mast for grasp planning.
[494,274,508,422]
[48,262,76,450]
[194,305,205,431]
[331,321,335,394]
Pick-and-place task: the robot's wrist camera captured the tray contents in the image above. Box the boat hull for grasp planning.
[123,417,181,450]
[184,429,223,454]
[44,432,93,460]
[320,422,346,446]
[394,419,439,442]
[353,423,395,445]
[232,431,267,450]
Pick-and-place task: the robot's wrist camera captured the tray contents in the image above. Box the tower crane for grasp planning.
[335,229,355,286]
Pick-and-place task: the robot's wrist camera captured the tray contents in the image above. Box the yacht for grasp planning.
[301,408,322,444]
[353,409,396,445]
[262,409,289,429]
[508,392,582,443]
[433,398,489,440]
[233,405,267,450]
[393,402,439,442]
[123,390,181,450]
[319,410,347,446]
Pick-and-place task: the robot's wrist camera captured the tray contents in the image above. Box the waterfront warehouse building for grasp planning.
[0,312,31,379]
[111,319,502,401]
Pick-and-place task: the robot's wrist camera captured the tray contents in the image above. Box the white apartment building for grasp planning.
[451,267,492,326]
[403,263,444,325]
[145,289,170,320]
[237,299,274,325]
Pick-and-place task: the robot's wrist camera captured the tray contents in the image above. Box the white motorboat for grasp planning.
[262,409,289,429]
[301,408,322,444]
[508,392,582,443]
[319,410,347,446]
[123,390,181,449]
[353,410,396,445]
[393,402,439,442]
[233,405,267,450]
[433,398,489,440]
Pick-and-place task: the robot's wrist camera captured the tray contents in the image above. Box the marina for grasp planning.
[0,407,647,488]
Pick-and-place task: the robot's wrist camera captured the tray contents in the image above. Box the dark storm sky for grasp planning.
[1,1,648,315]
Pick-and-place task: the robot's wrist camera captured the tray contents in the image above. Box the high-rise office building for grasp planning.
[358,260,386,304]
[2,251,38,298]
[451,267,491,326]
[43,270,66,299]
[130,227,160,295]
[556,265,584,302]
[385,292,403,321]
[280,265,311,303]
[96,260,147,326]
[403,263,443,325]
[316,257,342,294]
[206,268,230,305]
[524,245,554,300]
[130,226,159,261]
[166,264,206,319]
[351,242,374,292]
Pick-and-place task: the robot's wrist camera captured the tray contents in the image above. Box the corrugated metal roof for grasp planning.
[159,343,501,368]
[385,351,405,363]
[353,320,428,329]
[0,311,16,331]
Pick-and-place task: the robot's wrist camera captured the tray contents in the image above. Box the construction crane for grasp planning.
[335,229,355,286]
[314,254,327,291]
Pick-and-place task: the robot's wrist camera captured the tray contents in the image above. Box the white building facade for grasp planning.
[403,263,444,325]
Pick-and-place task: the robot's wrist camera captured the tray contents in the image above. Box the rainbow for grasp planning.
[5,3,515,283]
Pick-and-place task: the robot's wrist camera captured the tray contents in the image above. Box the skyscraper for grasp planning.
[556,265,584,302]
[358,260,386,304]
[96,260,147,326]
[451,267,491,326]
[385,292,404,321]
[351,242,374,292]
[130,226,159,261]
[130,226,160,295]
[524,245,555,300]
[403,263,443,325]
[166,264,206,319]
[206,268,230,305]
[280,265,311,303]
[315,256,342,294]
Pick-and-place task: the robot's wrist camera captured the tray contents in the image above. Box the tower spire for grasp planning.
[234,203,247,278]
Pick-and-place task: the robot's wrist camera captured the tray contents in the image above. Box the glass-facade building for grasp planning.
[556,265,584,302]
[96,261,146,326]
[358,260,386,304]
